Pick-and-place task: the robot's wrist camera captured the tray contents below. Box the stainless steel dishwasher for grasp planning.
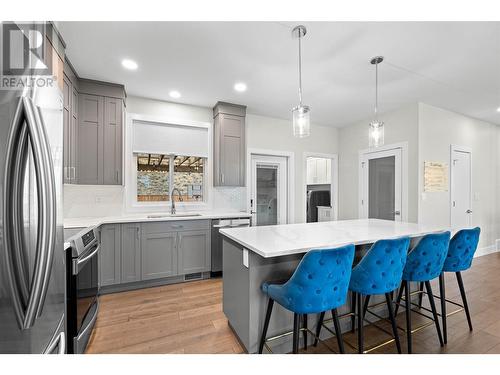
[211,218,251,276]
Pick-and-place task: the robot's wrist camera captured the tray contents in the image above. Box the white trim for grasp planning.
[358,142,409,222]
[247,148,295,224]
[302,152,339,222]
[124,112,212,213]
[449,144,472,227]
[474,245,498,258]
[128,112,210,129]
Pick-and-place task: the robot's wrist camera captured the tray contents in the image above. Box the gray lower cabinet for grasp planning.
[97,220,211,290]
[99,224,121,286]
[178,230,211,274]
[121,223,141,283]
[141,231,178,280]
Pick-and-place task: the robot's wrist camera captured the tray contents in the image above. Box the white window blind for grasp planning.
[132,120,209,157]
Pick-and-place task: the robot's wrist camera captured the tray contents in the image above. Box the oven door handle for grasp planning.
[74,299,99,348]
[73,244,99,275]
[43,315,66,354]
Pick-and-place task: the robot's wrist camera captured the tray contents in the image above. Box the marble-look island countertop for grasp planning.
[220,219,450,258]
[64,210,251,229]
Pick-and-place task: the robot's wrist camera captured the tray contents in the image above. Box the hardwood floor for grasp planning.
[86,252,500,354]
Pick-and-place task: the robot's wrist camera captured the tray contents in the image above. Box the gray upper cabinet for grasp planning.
[178,230,211,274]
[63,58,125,185]
[78,94,104,185]
[63,75,71,184]
[63,70,79,184]
[213,102,246,187]
[121,223,141,283]
[103,97,123,185]
[99,224,121,287]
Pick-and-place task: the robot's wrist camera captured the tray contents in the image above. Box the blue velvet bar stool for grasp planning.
[259,245,355,354]
[438,227,480,344]
[394,231,450,353]
[348,237,410,354]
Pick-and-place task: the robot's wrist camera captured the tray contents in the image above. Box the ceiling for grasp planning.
[57,21,500,127]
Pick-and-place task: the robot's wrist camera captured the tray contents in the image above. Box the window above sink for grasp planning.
[136,153,206,203]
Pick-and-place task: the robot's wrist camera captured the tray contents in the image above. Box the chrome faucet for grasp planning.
[170,188,183,215]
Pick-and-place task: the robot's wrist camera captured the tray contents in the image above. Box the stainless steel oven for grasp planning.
[66,227,100,354]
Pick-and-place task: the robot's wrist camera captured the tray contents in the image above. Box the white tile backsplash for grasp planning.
[64,185,125,218]
[64,184,247,218]
[212,187,247,211]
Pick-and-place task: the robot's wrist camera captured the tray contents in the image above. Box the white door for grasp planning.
[450,148,472,228]
[360,148,402,221]
[250,155,288,226]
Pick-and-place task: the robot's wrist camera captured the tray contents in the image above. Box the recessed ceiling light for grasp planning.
[169,90,181,99]
[121,59,138,70]
[497,106,500,113]
[234,82,247,92]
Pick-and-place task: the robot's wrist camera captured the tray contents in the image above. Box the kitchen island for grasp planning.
[220,219,448,353]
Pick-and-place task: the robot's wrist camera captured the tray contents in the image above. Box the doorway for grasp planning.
[359,144,407,221]
[303,153,338,223]
[450,145,472,228]
[249,154,289,226]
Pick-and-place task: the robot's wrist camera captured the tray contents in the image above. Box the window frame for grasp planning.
[125,113,212,212]
[133,153,208,206]
[135,154,206,204]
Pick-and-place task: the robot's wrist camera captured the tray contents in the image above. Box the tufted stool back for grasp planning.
[261,245,355,314]
[443,227,480,272]
[349,237,410,296]
[402,232,450,282]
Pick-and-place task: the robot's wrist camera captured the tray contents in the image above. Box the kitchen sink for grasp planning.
[146,213,202,219]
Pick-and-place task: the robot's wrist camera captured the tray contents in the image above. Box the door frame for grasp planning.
[247,148,294,224]
[449,144,472,227]
[358,142,409,222]
[302,152,339,221]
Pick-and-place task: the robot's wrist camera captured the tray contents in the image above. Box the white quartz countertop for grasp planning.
[64,211,251,229]
[220,219,450,258]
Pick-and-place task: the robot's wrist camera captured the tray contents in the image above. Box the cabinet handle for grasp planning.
[221,173,224,184]
[71,167,76,181]
[116,170,119,183]
[136,227,139,240]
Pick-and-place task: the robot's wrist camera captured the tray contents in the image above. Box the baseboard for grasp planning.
[474,244,498,258]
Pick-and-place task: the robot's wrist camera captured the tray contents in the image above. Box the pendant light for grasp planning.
[369,56,384,148]
[292,25,310,138]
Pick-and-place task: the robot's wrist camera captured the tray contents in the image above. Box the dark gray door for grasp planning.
[141,231,178,280]
[77,94,103,184]
[99,224,121,286]
[121,223,141,283]
[178,230,210,274]
[103,97,122,185]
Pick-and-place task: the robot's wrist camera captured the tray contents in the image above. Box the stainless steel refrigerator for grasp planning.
[0,22,66,353]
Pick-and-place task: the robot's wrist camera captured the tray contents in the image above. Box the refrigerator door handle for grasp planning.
[2,96,57,329]
[28,98,57,319]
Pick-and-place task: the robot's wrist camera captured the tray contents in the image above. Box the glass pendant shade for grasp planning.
[292,105,310,138]
[368,119,384,148]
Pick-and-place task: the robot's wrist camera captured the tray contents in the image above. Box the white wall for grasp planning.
[418,103,500,252]
[338,103,419,222]
[246,114,339,223]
